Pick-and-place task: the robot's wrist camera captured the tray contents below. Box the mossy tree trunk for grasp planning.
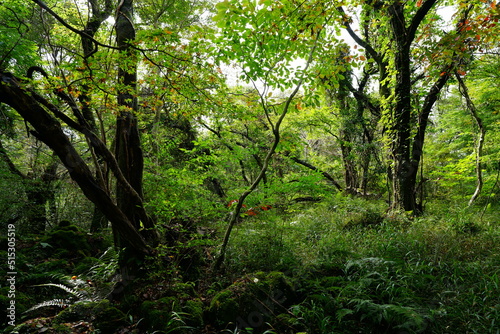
[114,0,158,251]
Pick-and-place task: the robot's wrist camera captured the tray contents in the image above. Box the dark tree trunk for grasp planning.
[26,160,58,233]
[115,0,158,247]
[0,139,58,233]
[0,71,151,256]
[25,181,49,234]
[389,3,416,212]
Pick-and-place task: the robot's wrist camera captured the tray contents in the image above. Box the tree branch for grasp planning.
[288,155,342,191]
[0,71,151,255]
[337,6,382,65]
[408,0,439,43]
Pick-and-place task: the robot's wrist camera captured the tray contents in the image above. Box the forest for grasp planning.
[0,0,499,333]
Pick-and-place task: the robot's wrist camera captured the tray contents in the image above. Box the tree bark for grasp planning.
[0,71,151,255]
[80,0,114,232]
[115,0,158,246]
[388,2,416,212]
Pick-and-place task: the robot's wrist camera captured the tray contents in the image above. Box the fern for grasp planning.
[349,299,426,332]
[87,247,119,280]
[32,283,89,300]
[25,281,93,314]
[25,248,120,315]
[24,298,71,313]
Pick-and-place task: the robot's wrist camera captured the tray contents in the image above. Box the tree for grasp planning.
[424,52,500,205]
[209,0,335,269]
[336,1,500,213]
[0,0,223,272]
[0,138,59,233]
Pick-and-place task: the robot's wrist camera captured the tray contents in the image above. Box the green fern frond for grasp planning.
[98,247,119,262]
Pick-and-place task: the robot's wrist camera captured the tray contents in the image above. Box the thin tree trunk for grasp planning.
[456,73,485,206]
[80,0,113,232]
[214,37,321,272]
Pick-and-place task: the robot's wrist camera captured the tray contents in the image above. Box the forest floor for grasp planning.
[2,196,499,333]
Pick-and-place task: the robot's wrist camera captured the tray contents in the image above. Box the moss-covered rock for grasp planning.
[183,299,204,328]
[208,289,240,327]
[208,271,297,331]
[33,259,72,275]
[0,286,30,329]
[54,299,127,332]
[139,296,181,331]
[41,223,91,259]
[168,281,198,299]
[343,210,385,229]
[139,291,205,332]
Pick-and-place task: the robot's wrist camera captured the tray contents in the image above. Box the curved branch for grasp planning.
[0,139,26,179]
[337,6,382,65]
[408,0,438,43]
[288,155,342,191]
[0,71,151,255]
[456,73,485,206]
[32,0,120,53]
[20,75,152,235]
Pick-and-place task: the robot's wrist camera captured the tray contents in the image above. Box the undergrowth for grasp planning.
[225,196,500,333]
[4,196,498,333]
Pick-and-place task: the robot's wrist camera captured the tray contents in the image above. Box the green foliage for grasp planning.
[0,0,40,72]
[218,194,500,332]
[208,271,297,330]
[212,0,330,89]
[225,219,299,273]
[3,0,500,333]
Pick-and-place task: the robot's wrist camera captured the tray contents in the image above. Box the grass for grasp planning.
[224,196,500,333]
